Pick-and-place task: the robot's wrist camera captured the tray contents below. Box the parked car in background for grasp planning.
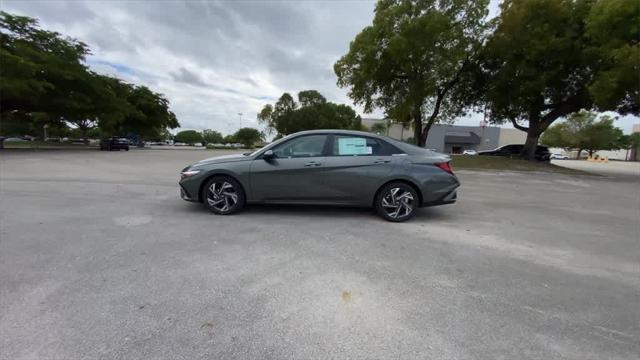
[179,129,459,222]
[550,153,569,160]
[462,150,478,155]
[100,137,130,151]
[3,137,29,142]
[478,144,551,161]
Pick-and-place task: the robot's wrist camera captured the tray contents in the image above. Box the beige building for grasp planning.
[361,118,412,141]
[497,128,527,147]
[362,118,528,153]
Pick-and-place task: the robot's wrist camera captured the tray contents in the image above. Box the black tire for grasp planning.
[374,182,419,222]
[201,176,245,215]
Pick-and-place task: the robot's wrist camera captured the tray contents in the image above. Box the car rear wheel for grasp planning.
[375,182,418,222]
[201,176,245,215]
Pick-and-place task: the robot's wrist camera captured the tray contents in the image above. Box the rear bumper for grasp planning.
[421,190,457,207]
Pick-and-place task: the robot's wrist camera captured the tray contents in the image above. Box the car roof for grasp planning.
[292,129,385,138]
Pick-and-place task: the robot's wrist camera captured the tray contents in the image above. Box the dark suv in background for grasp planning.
[100,137,130,151]
[478,144,551,161]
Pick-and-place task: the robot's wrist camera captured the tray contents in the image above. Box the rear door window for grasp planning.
[331,135,393,156]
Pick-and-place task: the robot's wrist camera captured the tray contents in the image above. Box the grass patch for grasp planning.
[451,155,589,175]
[2,141,97,150]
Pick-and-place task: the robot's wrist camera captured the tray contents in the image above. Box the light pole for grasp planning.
[237,113,243,129]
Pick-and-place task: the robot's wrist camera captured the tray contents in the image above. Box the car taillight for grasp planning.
[434,162,454,175]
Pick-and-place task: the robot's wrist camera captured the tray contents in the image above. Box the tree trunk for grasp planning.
[412,108,423,146]
[575,149,582,160]
[521,128,540,160]
[80,126,88,144]
[420,117,436,147]
[420,88,449,147]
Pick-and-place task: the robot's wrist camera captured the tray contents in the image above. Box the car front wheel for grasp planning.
[375,182,418,222]
[201,176,245,215]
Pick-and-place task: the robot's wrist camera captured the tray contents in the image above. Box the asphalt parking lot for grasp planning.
[1,149,639,360]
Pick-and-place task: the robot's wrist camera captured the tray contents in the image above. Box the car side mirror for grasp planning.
[263,150,275,160]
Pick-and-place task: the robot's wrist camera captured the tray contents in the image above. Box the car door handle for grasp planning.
[373,159,391,164]
[304,161,322,167]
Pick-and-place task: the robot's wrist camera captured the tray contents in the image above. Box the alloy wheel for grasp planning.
[206,181,239,212]
[381,187,414,219]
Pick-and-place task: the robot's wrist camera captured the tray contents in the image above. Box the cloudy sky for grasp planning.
[3,0,638,135]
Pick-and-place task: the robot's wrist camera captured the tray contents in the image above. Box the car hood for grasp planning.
[196,153,249,165]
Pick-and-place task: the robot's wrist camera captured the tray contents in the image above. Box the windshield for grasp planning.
[249,143,272,157]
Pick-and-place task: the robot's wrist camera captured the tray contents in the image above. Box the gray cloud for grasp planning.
[3,0,380,133]
[15,1,628,135]
[170,67,208,87]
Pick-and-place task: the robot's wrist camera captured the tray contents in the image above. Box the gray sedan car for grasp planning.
[179,130,459,222]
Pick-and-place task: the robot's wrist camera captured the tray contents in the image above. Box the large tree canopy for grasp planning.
[174,130,203,145]
[0,11,90,127]
[257,90,362,136]
[477,0,639,159]
[586,0,639,114]
[0,11,179,141]
[334,0,489,146]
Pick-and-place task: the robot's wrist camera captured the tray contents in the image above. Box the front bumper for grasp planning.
[179,184,197,202]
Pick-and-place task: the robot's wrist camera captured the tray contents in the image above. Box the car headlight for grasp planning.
[180,169,201,179]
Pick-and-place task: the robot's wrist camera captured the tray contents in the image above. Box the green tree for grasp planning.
[0,11,179,145]
[0,11,91,134]
[223,134,236,144]
[334,0,489,146]
[540,123,571,149]
[233,127,263,148]
[586,0,640,114]
[174,130,202,145]
[541,111,625,158]
[298,90,327,107]
[258,90,361,136]
[93,77,179,142]
[146,128,171,142]
[579,116,624,157]
[61,72,116,141]
[119,85,179,141]
[202,129,223,144]
[477,0,639,160]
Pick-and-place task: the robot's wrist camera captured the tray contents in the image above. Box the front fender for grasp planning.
[180,164,251,202]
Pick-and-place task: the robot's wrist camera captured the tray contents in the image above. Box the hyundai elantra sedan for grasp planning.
[179,130,459,222]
